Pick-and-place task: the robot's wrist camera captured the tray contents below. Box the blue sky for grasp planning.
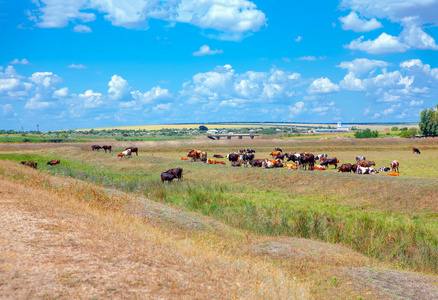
[1,0,438,130]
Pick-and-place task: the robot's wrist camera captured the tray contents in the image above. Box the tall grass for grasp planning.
[2,153,438,274]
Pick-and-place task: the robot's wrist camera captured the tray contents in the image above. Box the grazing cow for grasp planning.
[240,153,255,167]
[118,149,131,159]
[313,165,326,171]
[251,159,265,168]
[274,148,282,152]
[270,151,281,157]
[47,160,60,166]
[413,148,421,154]
[338,163,352,173]
[356,166,378,175]
[316,154,328,161]
[165,168,183,181]
[102,145,112,153]
[20,161,37,169]
[320,158,338,169]
[356,156,366,163]
[390,160,399,172]
[357,160,376,168]
[213,154,224,158]
[91,145,101,151]
[161,172,176,183]
[126,147,138,156]
[231,161,241,167]
[378,167,391,172]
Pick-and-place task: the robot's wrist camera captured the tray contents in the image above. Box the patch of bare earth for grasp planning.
[0,176,306,299]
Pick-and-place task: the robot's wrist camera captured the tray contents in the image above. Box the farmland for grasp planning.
[1,136,438,299]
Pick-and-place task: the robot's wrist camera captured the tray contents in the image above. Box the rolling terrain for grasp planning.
[1,136,438,299]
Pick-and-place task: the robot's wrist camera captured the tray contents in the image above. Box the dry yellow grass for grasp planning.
[0,161,307,299]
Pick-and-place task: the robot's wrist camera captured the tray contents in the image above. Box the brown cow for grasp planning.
[47,160,60,165]
[270,151,281,157]
[357,160,376,168]
[338,163,352,173]
[21,161,37,168]
[126,147,138,156]
[390,160,399,172]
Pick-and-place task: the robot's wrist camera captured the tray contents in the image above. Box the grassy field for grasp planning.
[1,137,437,298]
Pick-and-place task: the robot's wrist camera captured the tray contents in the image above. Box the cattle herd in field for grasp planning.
[18,144,422,182]
[184,146,415,177]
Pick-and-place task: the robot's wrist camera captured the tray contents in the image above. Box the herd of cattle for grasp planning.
[18,144,421,183]
[184,147,415,176]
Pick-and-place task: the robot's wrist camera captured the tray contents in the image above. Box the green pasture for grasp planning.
[1,138,438,275]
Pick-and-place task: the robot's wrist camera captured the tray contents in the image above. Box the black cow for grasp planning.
[276,153,286,161]
[321,158,338,169]
[275,147,282,152]
[161,172,176,183]
[299,153,315,170]
[165,168,183,181]
[241,153,255,167]
[227,153,240,165]
[91,145,101,151]
[213,154,224,158]
[103,145,112,153]
[21,161,37,169]
[413,148,421,154]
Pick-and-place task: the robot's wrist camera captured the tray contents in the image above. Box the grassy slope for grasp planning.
[0,161,306,299]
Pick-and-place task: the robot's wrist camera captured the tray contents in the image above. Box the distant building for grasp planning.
[336,121,350,132]
[206,129,218,134]
[312,121,350,133]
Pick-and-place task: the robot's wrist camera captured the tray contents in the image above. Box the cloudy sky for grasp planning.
[1,0,438,130]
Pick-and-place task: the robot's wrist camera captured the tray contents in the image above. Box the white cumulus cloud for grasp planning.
[345,33,411,54]
[73,24,92,33]
[10,58,30,65]
[308,78,340,94]
[337,58,389,75]
[339,11,382,32]
[192,45,223,56]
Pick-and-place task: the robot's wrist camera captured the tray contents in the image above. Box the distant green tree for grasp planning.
[199,125,208,131]
[391,126,399,131]
[400,128,418,138]
[419,105,438,136]
[354,128,379,139]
